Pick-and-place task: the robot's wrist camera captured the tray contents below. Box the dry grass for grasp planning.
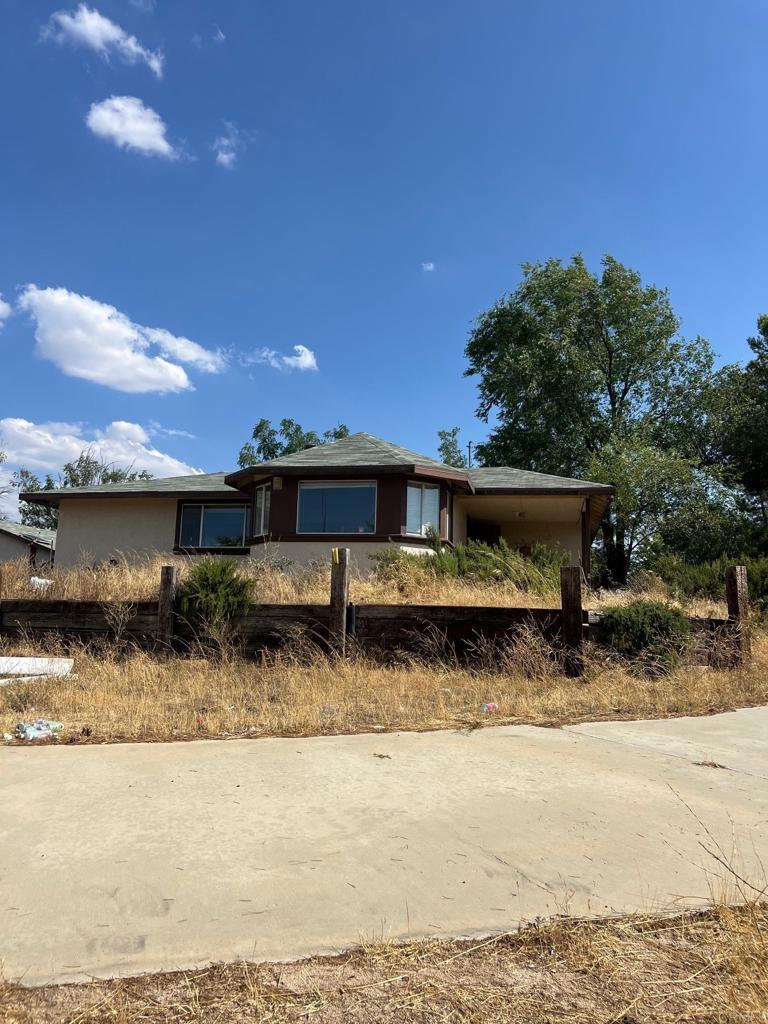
[0,554,729,617]
[2,902,767,1022]
[1,629,766,744]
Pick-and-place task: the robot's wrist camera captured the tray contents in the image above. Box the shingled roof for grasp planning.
[18,472,243,508]
[0,519,57,549]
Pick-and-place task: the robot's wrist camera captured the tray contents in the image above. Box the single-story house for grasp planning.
[0,519,56,567]
[21,432,614,573]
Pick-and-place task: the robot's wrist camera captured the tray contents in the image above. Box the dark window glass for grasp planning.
[179,505,202,547]
[200,507,246,547]
[298,484,376,534]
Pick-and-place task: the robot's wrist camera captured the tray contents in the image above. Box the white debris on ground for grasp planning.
[0,657,74,685]
[29,577,54,590]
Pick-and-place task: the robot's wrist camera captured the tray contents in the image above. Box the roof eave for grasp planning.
[19,488,247,508]
[225,464,473,488]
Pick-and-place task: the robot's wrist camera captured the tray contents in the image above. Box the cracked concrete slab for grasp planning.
[1,707,767,986]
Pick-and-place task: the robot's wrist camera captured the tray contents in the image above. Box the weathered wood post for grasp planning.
[329,547,351,655]
[560,564,584,678]
[725,565,750,666]
[157,564,180,650]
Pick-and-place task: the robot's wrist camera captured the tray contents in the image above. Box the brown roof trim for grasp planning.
[18,488,246,509]
[472,484,615,496]
[225,464,472,487]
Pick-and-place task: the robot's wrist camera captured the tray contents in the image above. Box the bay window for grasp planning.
[297,481,376,534]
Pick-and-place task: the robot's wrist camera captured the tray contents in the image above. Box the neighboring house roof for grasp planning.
[0,519,56,550]
[18,472,243,508]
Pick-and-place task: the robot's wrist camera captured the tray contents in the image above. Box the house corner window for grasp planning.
[179,504,247,549]
[406,483,440,537]
[297,481,376,534]
[253,484,271,537]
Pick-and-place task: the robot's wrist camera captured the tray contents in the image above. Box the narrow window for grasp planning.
[406,483,440,537]
[253,484,271,536]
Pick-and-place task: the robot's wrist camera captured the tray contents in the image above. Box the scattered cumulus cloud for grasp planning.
[212,121,246,169]
[0,294,11,327]
[86,96,177,158]
[129,0,156,11]
[245,344,319,373]
[421,261,435,272]
[18,285,226,394]
[148,421,197,440]
[43,3,164,77]
[0,417,201,517]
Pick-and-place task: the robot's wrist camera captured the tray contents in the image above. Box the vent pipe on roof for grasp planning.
[302,443,316,450]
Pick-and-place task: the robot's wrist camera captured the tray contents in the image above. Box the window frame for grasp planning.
[296,480,378,535]
[252,484,271,537]
[405,482,441,538]
[176,501,250,553]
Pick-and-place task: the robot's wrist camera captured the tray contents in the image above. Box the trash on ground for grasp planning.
[14,719,64,741]
[480,702,499,713]
[0,657,74,685]
[29,577,54,590]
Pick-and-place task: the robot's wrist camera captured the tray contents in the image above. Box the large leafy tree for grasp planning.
[465,255,715,583]
[13,449,153,530]
[238,418,350,468]
[709,316,768,530]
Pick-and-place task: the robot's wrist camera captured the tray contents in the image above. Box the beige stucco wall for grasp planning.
[0,531,54,567]
[251,539,432,575]
[453,494,584,565]
[55,498,182,568]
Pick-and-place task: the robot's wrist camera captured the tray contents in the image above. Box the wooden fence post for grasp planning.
[725,565,750,666]
[560,564,584,678]
[157,565,179,649]
[330,547,350,655]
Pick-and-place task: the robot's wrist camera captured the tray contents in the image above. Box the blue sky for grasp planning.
[1,0,767,514]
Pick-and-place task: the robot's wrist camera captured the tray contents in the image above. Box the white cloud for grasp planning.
[44,4,164,77]
[246,344,319,372]
[0,294,11,327]
[129,0,156,11]
[212,121,246,169]
[86,96,177,159]
[18,285,226,393]
[0,417,201,508]
[421,261,435,272]
[212,24,226,43]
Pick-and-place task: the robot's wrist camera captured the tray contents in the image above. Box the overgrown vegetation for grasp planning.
[3,902,767,1022]
[180,557,255,630]
[371,536,568,595]
[599,600,692,673]
[650,553,768,613]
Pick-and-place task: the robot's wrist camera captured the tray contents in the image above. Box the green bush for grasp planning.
[599,600,691,672]
[370,537,568,595]
[180,557,255,629]
[650,553,768,612]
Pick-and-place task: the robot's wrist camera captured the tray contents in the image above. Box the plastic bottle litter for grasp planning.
[480,702,499,713]
[14,718,64,741]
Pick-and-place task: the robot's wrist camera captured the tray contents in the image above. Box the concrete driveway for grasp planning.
[2,707,767,986]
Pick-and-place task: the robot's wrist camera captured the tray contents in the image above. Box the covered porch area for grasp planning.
[452,493,601,572]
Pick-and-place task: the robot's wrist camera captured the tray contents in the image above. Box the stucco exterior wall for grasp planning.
[251,539,432,575]
[0,531,54,567]
[498,520,581,564]
[54,498,182,567]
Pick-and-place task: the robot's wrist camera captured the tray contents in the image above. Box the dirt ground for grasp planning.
[3,905,767,1023]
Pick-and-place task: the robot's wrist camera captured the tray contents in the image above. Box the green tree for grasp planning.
[13,449,153,530]
[465,255,715,583]
[437,427,468,468]
[238,418,350,468]
[709,316,768,533]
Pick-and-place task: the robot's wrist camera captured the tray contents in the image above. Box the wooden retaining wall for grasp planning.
[0,556,751,675]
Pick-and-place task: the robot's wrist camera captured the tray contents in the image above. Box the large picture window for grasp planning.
[253,485,271,537]
[179,504,248,549]
[406,483,440,537]
[297,482,376,534]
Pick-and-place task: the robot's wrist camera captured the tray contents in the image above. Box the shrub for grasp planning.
[599,600,691,673]
[650,553,768,613]
[370,537,567,595]
[180,557,255,630]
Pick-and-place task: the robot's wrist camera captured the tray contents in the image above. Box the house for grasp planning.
[0,520,56,567]
[20,432,614,573]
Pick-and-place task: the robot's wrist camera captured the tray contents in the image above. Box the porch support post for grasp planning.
[580,496,592,582]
